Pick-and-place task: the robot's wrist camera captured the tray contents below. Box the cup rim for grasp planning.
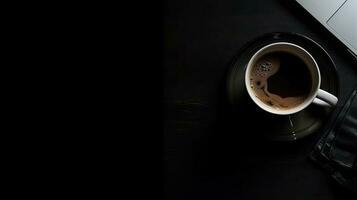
[244,42,321,115]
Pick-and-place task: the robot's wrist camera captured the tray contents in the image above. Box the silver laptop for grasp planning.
[296,0,357,57]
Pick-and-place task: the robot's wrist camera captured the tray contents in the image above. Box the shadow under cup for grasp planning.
[245,42,321,115]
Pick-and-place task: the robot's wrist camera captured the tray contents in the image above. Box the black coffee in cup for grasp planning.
[249,52,312,109]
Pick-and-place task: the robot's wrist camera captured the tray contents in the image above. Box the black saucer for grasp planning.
[227,32,340,141]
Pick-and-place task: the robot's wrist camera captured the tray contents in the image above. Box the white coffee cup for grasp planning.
[245,42,338,115]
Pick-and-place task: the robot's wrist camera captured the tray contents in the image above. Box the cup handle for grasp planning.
[312,89,338,107]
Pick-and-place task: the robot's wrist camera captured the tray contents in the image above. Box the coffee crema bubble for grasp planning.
[249,52,312,110]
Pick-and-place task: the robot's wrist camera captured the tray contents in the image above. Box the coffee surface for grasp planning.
[249,52,312,110]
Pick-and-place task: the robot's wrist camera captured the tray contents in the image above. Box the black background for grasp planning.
[163,0,357,199]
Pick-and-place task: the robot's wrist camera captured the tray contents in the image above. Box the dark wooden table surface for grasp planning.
[164,0,357,199]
